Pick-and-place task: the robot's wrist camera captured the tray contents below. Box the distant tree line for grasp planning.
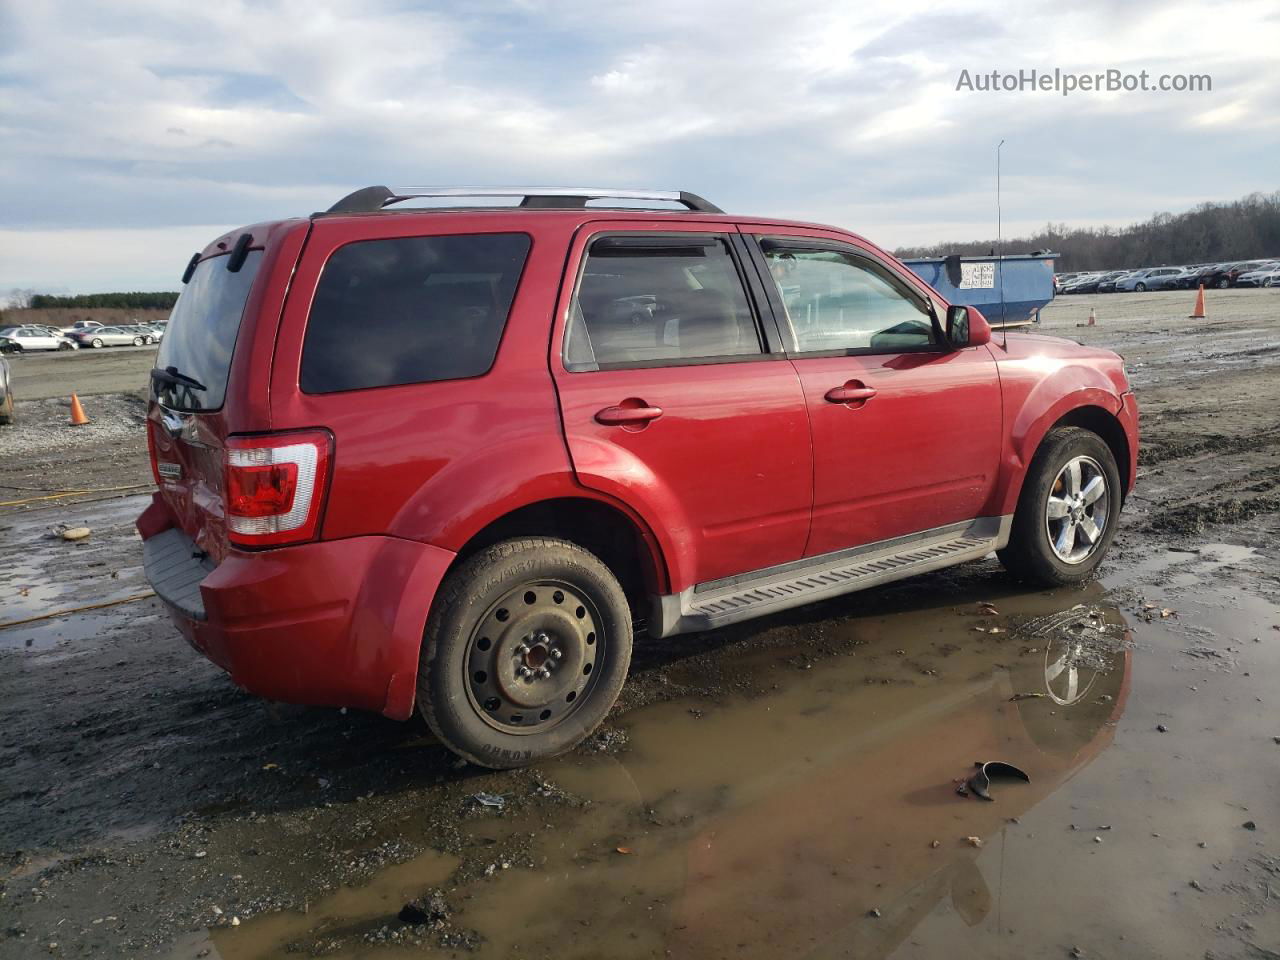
[894,190,1280,272]
[26,291,180,310]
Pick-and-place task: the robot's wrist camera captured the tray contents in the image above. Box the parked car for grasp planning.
[121,323,162,344]
[137,185,1139,770]
[1058,273,1097,294]
[68,325,149,348]
[1147,266,1196,290]
[0,325,77,351]
[1094,271,1131,294]
[1066,272,1114,294]
[143,323,167,341]
[1114,267,1182,292]
[1233,262,1280,287]
[0,355,13,425]
[60,320,104,334]
[1193,261,1266,289]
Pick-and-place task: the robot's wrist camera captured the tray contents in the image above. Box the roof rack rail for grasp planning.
[323,186,724,215]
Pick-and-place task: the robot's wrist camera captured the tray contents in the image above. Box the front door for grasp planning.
[551,223,812,592]
[747,231,1003,558]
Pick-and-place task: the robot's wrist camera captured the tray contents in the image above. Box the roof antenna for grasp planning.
[997,138,1008,349]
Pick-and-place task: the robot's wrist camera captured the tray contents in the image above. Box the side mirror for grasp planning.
[945,304,991,349]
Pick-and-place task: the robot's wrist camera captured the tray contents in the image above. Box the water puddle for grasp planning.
[0,494,152,650]
[1123,542,1261,590]
[192,580,1141,960]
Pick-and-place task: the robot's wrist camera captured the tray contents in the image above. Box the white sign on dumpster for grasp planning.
[959,262,996,289]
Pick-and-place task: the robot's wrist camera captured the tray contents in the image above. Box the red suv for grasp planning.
[138,186,1138,769]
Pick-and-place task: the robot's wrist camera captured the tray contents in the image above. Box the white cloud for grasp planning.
[0,226,237,294]
[1,0,1278,290]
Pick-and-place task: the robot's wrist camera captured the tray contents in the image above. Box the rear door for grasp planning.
[551,222,812,591]
[744,229,1002,558]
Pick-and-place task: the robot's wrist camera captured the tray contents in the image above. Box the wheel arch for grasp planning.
[1052,405,1132,498]
[1000,398,1132,515]
[444,495,670,623]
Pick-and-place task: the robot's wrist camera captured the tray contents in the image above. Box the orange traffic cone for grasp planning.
[1189,284,1206,319]
[1087,307,1097,326]
[69,393,90,426]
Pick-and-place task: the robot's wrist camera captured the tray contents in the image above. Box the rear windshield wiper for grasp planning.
[150,366,207,391]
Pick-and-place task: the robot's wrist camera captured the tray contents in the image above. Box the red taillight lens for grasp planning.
[224,430,332,548]
[146,423,162,486]
[226,462,298,517]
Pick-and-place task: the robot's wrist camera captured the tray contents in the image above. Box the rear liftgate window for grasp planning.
[301,233,531,393]
[155,250,263,411]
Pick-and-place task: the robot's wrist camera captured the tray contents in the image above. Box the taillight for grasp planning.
[224,430,332,548]
[146,423,162,486]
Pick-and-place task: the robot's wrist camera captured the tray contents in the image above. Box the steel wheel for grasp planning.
[464,578,605,734]
[1045,455,1110,564]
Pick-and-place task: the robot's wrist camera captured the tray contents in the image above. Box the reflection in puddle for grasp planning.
[202,582,1132,960]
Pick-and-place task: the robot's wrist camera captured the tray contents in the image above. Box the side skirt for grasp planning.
[648,516,1013,638]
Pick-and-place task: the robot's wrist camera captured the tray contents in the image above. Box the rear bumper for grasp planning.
[137,493,455,720]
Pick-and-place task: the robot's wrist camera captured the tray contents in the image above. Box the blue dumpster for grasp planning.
[901,253,1059,326]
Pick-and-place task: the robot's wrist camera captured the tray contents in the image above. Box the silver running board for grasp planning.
[649,516,1012,638]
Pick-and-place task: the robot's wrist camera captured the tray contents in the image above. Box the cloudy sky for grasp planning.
[2,0,1278,293]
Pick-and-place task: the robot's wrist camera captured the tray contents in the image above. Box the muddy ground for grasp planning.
[1,288,1278,960]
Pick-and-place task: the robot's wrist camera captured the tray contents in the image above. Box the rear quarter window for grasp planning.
[300,233,531,394]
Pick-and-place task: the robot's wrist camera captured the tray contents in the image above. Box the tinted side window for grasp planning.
[301,233,531,394]
[763,246,938,353]
[155,250,263,411]
[564,236,762,370]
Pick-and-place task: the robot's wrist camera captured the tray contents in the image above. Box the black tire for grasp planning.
[57,341,71,351]
[998,427,1121,587]
[418,537,632,769]
[1134,282,1146,292]
[91,338,104,348]
[132,336,144,346]
[1216,278,1229,289]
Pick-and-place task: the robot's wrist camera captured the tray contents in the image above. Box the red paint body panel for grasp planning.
[549,219,813,589]
[554,359,813,587]
[148,488,454,720]
[985,334,1138,515]
[791,347,1002,556]
[138,206,1139,719]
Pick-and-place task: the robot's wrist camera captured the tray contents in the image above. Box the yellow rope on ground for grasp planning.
[0,591,157,630]
[0,483,151,507]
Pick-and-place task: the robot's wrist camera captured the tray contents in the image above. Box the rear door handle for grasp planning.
[595,403,664,426]
[824,383,877,405]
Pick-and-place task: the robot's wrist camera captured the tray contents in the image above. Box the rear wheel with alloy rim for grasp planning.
[91,338,104,348]
[418,537,632,769]
[998,426,1122,586]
